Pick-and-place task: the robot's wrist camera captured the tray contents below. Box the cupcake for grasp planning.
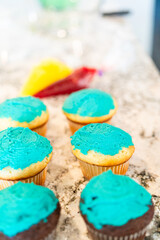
[80,170,154,240]
[0,96,49,136]
[0,127,53,189]
[71,123,135,179]
[62,89,117,134]
[0,182,60,240]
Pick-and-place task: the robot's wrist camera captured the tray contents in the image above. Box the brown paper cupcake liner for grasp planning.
[0,167,47,190]
[32,122,47,137]
[78,159,129,179]
[45,229,56,240]
[87,223,149,240]
[67,118,111,135]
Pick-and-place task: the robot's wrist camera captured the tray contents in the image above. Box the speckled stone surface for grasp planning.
[0,4,160,239]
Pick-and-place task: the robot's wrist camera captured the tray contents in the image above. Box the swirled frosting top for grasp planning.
[0,182,58,237]
[0,96,47,123]
[80,170,152,229]
[0,127,53,170]
[62,89,115,117]
[71,123,134,156]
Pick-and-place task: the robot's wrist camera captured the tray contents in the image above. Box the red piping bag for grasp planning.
[34,67,97,98]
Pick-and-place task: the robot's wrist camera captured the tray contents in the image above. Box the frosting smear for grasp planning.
[0,127,53,170]
[80,170,152,229]
[0,182,58,237]
[62,89,115,117]
[0,96,47,123]
[71,123,134,156]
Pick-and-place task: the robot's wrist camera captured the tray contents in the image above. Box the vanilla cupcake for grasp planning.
[0,127,53,189]
[0,96,49,136]
[0,182,60,240]
[62,89,117,134]
[71,123,135,179]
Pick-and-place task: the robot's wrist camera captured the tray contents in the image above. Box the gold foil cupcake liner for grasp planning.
[67,118,111,135]
[32,122,47,137]
[0,167,47,190]
[87,223,149,240]
[78,159,129,179]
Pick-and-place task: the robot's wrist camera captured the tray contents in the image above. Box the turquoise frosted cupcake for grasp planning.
[71,123,135,179]
[0,182,60,240]
[0,96,49,136]
[80,170,154,240]
[0,127,53,189]
[62,89,117,134]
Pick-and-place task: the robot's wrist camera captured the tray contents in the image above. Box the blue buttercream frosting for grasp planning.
[71,123,134,156]
[0,127,53,170]
[62,89,115,117]
[0,182,59,237]
[0,96,47,123]
[80,170,152,229]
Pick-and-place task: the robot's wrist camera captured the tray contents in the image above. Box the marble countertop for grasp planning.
[0,3,160,239]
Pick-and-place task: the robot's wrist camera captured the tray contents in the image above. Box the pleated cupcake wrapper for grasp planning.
[78,159,129,179]
[45,229,56,240]
[67,118,111,135]
[32,122,47,137]
[87,224,150,240]
[0,167,47,190]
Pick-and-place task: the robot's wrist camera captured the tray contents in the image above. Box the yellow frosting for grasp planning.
[21,60,72,96]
